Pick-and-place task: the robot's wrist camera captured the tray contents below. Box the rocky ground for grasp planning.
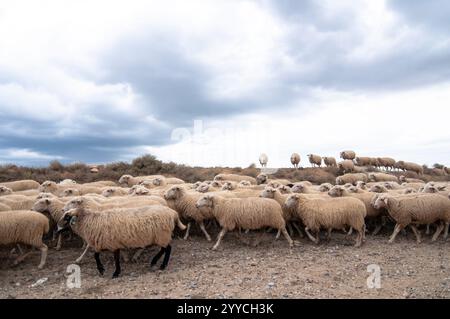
[1,229,449,299]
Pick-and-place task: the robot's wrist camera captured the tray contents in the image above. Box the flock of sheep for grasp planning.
[1,150,450,279]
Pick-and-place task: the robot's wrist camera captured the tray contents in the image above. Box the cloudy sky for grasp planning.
[1,0,449,167]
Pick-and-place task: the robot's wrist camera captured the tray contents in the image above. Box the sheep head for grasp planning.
[328,186,344,197]
[64,197,84,212]
[285,194,300,209]
[260,187,276,199]
[256,173,268,185]
[0,186,12,195]
[372,194,389,210]
[62,188,80,197]
[118,174,132,186]
[164,186,183,200]
[32,198,52,213]
[152,178,164,186]
[102,188,115,197]
[278,185,292,194]
[319,183,332,192]
[195,195,215,212]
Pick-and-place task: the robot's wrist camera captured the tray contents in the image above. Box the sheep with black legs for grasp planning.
[57,206,186,278]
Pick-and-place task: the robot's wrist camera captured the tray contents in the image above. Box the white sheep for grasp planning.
[0,210,49,269]
[290,153,300,168]
[285,194,366,246]
[195,194,293,250]
[259,153,268,167]
[0,180,40,192]
[57,205,186,277]
[307,154,322,167]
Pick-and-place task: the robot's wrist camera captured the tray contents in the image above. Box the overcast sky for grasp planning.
[1,0,449,168]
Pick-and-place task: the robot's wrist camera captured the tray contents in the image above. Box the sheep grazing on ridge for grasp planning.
[0,210,49,269]
[57,206,186,278]
[285,194,366,246]
[323,157,337,167]
[164,186,214,241]
[195,194,293,250]
[396,161,424,175]
[335,173,368,186]
[259,153,268,167]
[307,154,322,167]
[290,153,301,168]
[368,173,398,183]
[338,160,355,174]
[0,180,40,192]
[377,157,396,170]
[355,157,372,167]
[214,173,257,185]
[373,193,450,243]
[340,151,356,160]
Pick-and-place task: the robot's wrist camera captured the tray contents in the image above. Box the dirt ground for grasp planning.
[1,229,449,299]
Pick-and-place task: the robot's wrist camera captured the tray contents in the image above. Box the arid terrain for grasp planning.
[1,229,449,299]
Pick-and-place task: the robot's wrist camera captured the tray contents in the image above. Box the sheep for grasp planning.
[59,179,77,186]
[0,195,35,210]
[39,181,103,196]
[255,173,291,186]
[377,157,396,170]
[195,194,293,250]
[356,181,367,190]
[285,194,366,246]
[421,184,448,196]
[238,180,252,187]
[318,183,333,192]
[373,194,450,243]
[221,181,238,191]
[164,186,214,241]
[399,176,424,183]
[338,160,355,173]
[0,180,40,192]
[368,173,398,183]
[0,202,11,211]
[328,185,386,235]
[290,153,300,168]
[260,187,303,237]
[396,161,424,175]
[335,173,368,185]
[196,182,217,193]
[214,173,257,185]
[32,198,68,250]
[63,196,164,213]
[61,188,81,197]
[307,154,322,167]
[84,181,117,187]
[101,187,130,197]
[340,151,356,160]
[118,174,165,187]
[56,205,186,277]
[291,183,319,194]
[401,182,426,191]
[355,157,372,166]
[323,156,337,167]
[259,153,268,167]
[0,210,49,269]
[152,177,185,187]
[277,185,292,194]
[0,186,39,197]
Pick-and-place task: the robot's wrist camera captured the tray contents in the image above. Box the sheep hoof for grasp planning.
[293,240,301,247]
[98,268,105,276]
[112,273,120,279]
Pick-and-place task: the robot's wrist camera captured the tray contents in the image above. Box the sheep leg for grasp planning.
[75,244,90,264]
[304,227,318,244]
[292,222,304,238]
[94,252,105,276]
[431,223,445,242]
[198,221,212,242]
[13,250,33,266]
[326,228,332,241]
[183,222,191,240]
[112,250,121,278]
[212,228,227,251]
[55,234,62,251]
[245,229,250,234]
[425,224,431,235]
[372,223,382,236]
[287,223,294,236]
[388,223,404,243]
[275,229,281,240]
[280,227,294,248]
[150,247,165,267]
[160,245,172,270]
[347,227,353,236]
[409,225,422,244]
[354,229,363,247]
[443,223,449,240]
[131,248,145,263]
